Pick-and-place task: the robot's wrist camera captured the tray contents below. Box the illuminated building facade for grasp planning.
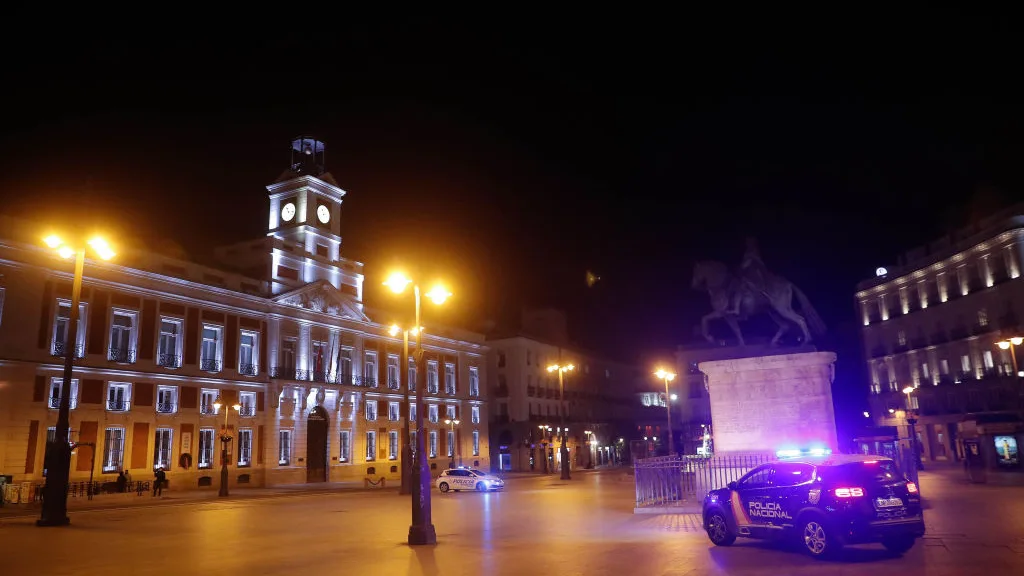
[858,205,1024,468]
[0,139,489,490]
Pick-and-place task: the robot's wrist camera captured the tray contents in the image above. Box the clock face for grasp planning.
[317,204,331,224]
[281,202,296,222]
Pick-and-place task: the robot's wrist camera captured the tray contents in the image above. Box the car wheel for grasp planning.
[438,482,450,493]
[881,536,916,555]
[705,511,736,546]
[476,482,487,492]
[799,516,839,558]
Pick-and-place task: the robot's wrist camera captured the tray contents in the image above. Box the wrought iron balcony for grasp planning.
[157,353,181,368]
[311,370,330,383]
[200,358,222,372]
[48,397,60,409]
[107,399,130,411]
[51,341,84,358]
[355,375,377,388]
[108,347,136,364]
[239,406,256,417]
[239,363,258,377]
[387,378,400,390]
[200,404,217,415]
[156,402,177,414]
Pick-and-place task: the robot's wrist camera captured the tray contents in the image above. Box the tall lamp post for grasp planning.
[654,368,677,456]
[996,337,1023,376]
[214,398,241,497]
[538,425,551,473]
[546,362,574,480]
[37,234,115,527]
[390,323,421,496]
[901,386,920,472]
[444,418,461,468]
[384,272,451,546]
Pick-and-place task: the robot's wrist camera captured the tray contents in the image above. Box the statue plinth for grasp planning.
[699,351,838,455]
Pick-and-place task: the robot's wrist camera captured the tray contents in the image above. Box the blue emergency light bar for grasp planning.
[776,447,832,458]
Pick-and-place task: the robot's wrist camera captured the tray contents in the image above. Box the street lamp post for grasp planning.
[444,419,461,468]
[901,386,920,472]
[584,430,593,468]
[997,337,1023,376]
[37,234,115,528]
[654,368,677,456]
[384,272,450,546]
[390,324,419,496]
[214,398,241,497]
[546,363,574,480]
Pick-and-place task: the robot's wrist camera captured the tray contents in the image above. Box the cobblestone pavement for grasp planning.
[0,468,1021,575]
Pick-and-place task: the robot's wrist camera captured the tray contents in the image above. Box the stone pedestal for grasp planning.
[699,351,838,454]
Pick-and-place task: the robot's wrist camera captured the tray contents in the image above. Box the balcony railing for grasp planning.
[48,397,78,410]
[107,399,130,411]
[157,353,181,368]
[200,404,217,416]
[51,341,85,359]
[156,402,177,414]
[200,359,222,372]
[311,370,330,383]
[387,378,400,390]
[239,406,256,417]
[355,375,376,388]
[108,347,136,364]
[239,363,258,377]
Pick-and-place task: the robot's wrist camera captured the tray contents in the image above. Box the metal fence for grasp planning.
[2,480,153,505]
[634,453,775,510]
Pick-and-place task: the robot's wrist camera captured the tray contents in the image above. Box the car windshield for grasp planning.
[470,469,488,477]
[832,460,902,484]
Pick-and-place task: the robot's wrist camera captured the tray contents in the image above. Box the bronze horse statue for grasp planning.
[691,260,826,346]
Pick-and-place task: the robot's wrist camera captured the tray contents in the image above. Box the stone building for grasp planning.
[857,204,1024,469]
[486,309,634,472]
[0,138,489,491]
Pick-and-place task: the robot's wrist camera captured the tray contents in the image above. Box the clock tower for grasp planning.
[264,137,363,299]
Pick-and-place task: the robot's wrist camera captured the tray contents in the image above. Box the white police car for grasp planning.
[436,468,505,493]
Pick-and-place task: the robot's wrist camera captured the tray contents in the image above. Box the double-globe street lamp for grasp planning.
[383,272,451,546]
[546,362,574,480]
[444,418,461,468]
[389,323,421,496]
[996,336,1023,376]
[654,368,677,456]
[213,398,241,497]
[37,234,115,528]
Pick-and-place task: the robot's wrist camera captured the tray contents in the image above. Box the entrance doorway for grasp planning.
[306,406,329,482]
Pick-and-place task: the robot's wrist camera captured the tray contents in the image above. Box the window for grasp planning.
[445,362,456,394]
[108,310,138,363]
[410,430,418,458]
[200,389,218,415]
[52,300,86,357]
[897,330,906,346]
[388,401,400,422]
[312,341,327,375]
[472,430,480,456]
[239,391,256,417]
[157,318,182,368]
[387,355,400,389]
[772,463,815,487]
[447,430,455,458]
[365,400,378,421]
[364,351,377,387]
[429,431,438,458]
[48,378,78,410]
[921,363,930,381]
[107,382,130,412]
[428,404,439,423]
[978,309,989,327]
[471,406,480,424]
[446,405,456,420]
[198,428,215,469]
[237,428,253,466]
[279,429,292,465]
[201,325,223,372]
[156,386,177,413]
[961,355,971,374]
[408,357,417,391]
[738,466,773,490]
[102,427,125,472]
[389,430,399,460]
[154,428,173,469]
[409,402,417,423]
[339,348,353,382]
[366,431,377,461]
[281,339,296,376]
[427,361,439,394]
[239,330,258,376]
[469,367,479,397]
[983,350,995,370]
[339,430,351,462]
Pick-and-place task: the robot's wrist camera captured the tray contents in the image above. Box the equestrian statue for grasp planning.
[691,238,826,346]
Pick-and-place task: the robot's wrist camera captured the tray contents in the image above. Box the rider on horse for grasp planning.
[729,237,768,315]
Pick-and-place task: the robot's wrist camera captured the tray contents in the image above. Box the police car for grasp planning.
[702,452,925,558]
[436,468,505,493]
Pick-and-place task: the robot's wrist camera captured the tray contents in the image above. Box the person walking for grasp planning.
[152,468,166,497]
[116,470,127,493]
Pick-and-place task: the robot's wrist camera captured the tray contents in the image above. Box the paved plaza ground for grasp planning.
[1,467,1023,575]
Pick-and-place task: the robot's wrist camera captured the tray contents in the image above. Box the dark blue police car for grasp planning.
[702,453,925,558]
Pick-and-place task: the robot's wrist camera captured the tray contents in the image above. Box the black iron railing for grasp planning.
[239,406,256,417]
[387,378,400,390]
[108,347,136,364]
[200,358,222,372]
[157,353,181,368]
[156,402,177,414]
[107,399,130,411]
[239,363,258,377]
[200,404,217,415]
[51,341,85,358]
[634,453,775,510]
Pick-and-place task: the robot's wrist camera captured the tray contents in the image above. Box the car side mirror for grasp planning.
[727,481,738,491]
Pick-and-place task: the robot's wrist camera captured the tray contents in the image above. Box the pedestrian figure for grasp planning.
[152,467,166,497]
[116,470,127,493]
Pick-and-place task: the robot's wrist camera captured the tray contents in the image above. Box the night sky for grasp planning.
[2,17,1021,434]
